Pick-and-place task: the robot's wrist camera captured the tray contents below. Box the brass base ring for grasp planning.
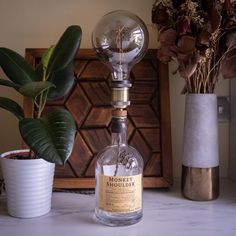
[181,165,219,201]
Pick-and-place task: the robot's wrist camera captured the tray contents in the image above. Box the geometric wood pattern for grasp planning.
[25,49,172,188]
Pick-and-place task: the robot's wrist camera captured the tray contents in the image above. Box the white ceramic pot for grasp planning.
[0,149,55,218]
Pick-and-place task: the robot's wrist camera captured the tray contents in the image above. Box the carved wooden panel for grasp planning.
[25,49,172,188]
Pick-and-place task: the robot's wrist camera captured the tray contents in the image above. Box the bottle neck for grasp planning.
[111,118,127,146]
[111,130,127,146]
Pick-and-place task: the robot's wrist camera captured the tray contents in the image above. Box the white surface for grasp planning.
[1,150,55,218]
[182,94,219,168]
[0,179,236,236]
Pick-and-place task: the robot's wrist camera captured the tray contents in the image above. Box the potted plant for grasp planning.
[0,25,82,218]
[152,1,236,200]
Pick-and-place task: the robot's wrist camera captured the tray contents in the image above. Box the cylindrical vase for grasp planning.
[181,94,219,201]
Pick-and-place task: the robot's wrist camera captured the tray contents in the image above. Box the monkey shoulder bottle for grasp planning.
[95,113,143,226]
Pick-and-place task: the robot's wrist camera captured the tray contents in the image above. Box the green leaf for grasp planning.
[37,62,75,100]
[19,81,55,98]
[47,63,75,100]
[19,109,76,165]
[0,97,24,120]
[41,46,55,69]
[0,78,21,89]
[47,25,82,73]
[0,48,38,85]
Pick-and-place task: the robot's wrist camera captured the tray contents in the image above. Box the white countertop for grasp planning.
[0,179,236,236]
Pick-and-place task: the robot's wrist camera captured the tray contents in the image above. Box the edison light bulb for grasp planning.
[92,10,149,81]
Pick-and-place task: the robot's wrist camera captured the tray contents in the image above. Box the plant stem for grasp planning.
[36,67,48,119]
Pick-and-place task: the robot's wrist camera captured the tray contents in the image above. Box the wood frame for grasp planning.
[24,48,172,189]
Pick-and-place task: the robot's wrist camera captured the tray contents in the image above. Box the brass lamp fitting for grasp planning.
[111,87,130,109]
[110,80,131,109]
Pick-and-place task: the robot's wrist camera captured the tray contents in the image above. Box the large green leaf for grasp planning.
[47,63,75,100]
[0,78,21,89]
[36,62,75,100]
[47,25,82,73]
[19,109,76,165]
[19,81,55,98]
[0,48,38,85]
[41,46,55,69]
[0,97,24,120]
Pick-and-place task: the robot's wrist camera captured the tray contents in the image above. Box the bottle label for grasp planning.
[98,174,142,213]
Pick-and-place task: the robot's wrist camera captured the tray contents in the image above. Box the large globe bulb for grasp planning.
[92,10,149,81]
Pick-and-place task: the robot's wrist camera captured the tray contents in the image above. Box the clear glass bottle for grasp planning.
[95,110,143,226]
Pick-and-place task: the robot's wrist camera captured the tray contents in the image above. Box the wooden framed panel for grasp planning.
[25,48,172,188]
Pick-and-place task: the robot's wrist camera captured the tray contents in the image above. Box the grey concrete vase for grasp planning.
[181,94,219,201]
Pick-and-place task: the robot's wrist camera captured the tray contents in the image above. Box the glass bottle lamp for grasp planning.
[92,10,148,226]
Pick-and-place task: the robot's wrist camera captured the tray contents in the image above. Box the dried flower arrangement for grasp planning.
[152,0,236,93]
